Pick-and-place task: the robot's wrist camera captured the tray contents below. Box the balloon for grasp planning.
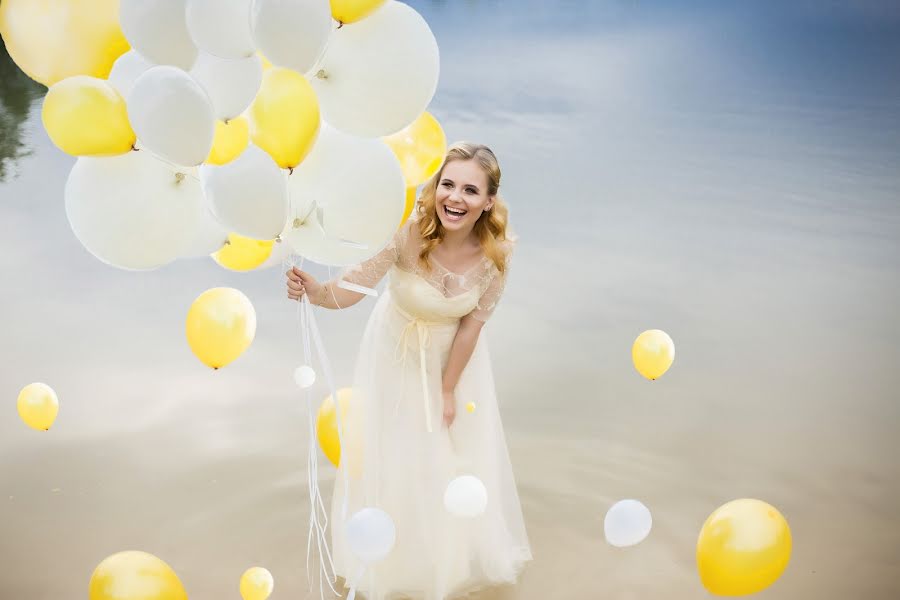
[186,287,257,369]
[330,0,387,24]
[604,499,652,547]
[42,77,135,157]
[107,51,153,99]
[345,507,396,564]
[312,1,439,137]
[128,66,216,167]
[239,567,274,600]
[213,233,274,272]
[317,387,352,467]
[187,0,256,59]
[400,187,417,228]
[0,0,129,86]
[294,365,317,389]
[207,117,250,166]
[697,499,792,596]
[383,112,446,187]
[443,475,488,518]
[201,145,288,240]
[190,52,262,121]
[17,383,59,431]
[119,0,198,70]
[249,67,320,169]
[282,125,404,266]
[89,551,187,600]
[250,0,332,75]
[632,329,675,380]
[65,152,201,270]
[465,402,476,414]
[181,208,229,258]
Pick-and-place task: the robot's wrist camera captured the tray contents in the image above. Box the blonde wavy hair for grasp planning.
[415,142,512,274]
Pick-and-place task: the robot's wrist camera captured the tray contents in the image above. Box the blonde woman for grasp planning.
[286,142,531,599]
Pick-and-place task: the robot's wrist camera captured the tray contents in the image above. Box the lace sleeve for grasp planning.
[336,221,409,290]
[469,240,515,322]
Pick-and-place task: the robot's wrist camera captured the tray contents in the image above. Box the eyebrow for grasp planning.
[441,178,480,192]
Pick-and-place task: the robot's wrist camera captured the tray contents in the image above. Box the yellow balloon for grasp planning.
[249,68,320,169]
[0,0,129,87]
[213,233,274,272]
[316,388,353,468]
[697,499,792,596]
[42,76,135,157]
[186,287,257,369]
[330,0,388,24]
[465,402,476,414]
[399,187,417,228]
[89,551,187,600]
[17,383,59,431]
[632,329,675,380]
[206,117,250,166]
[239,567,274,600]
[383,112,447,187]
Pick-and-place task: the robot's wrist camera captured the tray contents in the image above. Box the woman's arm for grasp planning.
[442,313,486,393]
[313,279,366,310]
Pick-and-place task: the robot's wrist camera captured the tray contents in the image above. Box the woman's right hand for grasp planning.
[286,267,324,303]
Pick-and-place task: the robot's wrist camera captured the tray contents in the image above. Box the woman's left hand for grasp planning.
[442,390,456,428]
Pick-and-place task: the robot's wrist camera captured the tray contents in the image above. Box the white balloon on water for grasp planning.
[443,475,488,518]
[604,499,652,547]
[345,508,396,564]
[120,0,198,70]
[250,0,332,75]
[186,0,256,59]
[190,52,262,121]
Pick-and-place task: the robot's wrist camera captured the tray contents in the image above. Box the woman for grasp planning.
[286,142,531,599]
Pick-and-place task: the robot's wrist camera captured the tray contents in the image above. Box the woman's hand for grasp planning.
[442,390,457,428]
[286,267,324,303]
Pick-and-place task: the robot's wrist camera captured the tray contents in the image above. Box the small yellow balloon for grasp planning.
[632,329,675,380]
[17,383,59,431]
[213,234,274,272]
[206,117,250,166]
[399,187,417,228]
[330,0,388,23]
[89,551,187,600]
[317,388,353,467]
[240,567,274,600]
[0,0,129,87]
[186,288,257,369]
[465,402,476,414]
[42,76,135,157]
[697,499,792,596]
[383,112,447,187]
[249,68,320,169]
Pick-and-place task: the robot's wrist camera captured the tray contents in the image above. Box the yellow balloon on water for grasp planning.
[697,499,792,596]
[89,551,187,600]
[632,329,675,380]
[249,68,320,169]
[17,383,59,431]
[42,76,135,157]
[399,187,417,228]
[383,112,447,187]
[206,117,250,166]
[213,233,274,272]
[317,388,353,468]
[239,567,274,600]
[330,0,388,23]
[0,0,129,86]
[186,288,257,369]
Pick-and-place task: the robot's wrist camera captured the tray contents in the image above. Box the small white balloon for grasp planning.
[129,66,215,167]
[250,0,332,75]
[201,145,288,240]
[107,50,154,98]
[345,507,396,564]
[604,499,652,548]
[190,52,262,121]
[312,1,439,137]
[186,0,256,59]
[443,475,488,518]
[293,365,317,388]
[120,0,198,70]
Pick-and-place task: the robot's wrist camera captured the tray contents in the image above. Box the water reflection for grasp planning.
[0,39,44,181]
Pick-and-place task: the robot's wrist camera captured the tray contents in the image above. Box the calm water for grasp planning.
[2,1,899,598]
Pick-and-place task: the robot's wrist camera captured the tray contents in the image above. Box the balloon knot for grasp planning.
[315,69,328,80]
[293,218,303,228]
[275,235,282,243]
[337,21,344,29]
[175,172,186,185]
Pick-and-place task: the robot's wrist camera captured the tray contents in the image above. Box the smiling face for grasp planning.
[434,159,495,234]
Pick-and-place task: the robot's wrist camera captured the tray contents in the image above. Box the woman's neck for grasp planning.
[440,227,478,250]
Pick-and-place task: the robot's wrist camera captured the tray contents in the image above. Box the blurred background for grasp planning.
[1,1,899,598]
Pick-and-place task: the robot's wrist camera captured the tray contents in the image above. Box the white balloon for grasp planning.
[129,66,216,167]
[65,152,201,270]
[120,0,198,70]
[282,125,404,266]
[443,475,488,518]
[604,499,652,548]
[186,0,256,59]
[293,365,316,388]
[201,145,288,240]
[181,208,229,258]
[250,0,332,75]
[345,508,396,564]
[312,1,439,137]
[108,51,153,98]
[190,52,262,121]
